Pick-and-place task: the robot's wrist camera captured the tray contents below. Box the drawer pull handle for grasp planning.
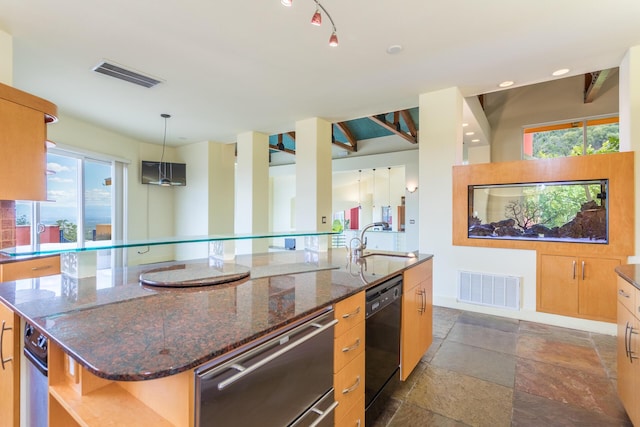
[308,401,339,427]
[619,289,630,298]
[581,261,585,281]
[342,338,360,353]
[342,375,360,395]
[31,265,52,271]
[1,320,12,370]
[572,260,576,280]
[342,307,361,319]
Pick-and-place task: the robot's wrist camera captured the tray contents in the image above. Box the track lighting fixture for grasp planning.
[281,0,339,47]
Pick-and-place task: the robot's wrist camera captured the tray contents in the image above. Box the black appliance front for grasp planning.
[365,275,402,426]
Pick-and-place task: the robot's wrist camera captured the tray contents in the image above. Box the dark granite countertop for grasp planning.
[0,249,432,381]
[615,264,640,291]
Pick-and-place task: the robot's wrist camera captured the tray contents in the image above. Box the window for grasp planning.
[15,148,126,252]
[523,116,619,159]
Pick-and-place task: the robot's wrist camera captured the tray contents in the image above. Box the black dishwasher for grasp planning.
[24,322,48,427]
[365,274,402,426]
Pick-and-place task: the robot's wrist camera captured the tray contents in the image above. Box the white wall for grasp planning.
[0,29,12,85]
[485,73,619,162]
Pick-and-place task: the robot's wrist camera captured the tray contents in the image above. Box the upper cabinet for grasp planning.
[0,82,57,201]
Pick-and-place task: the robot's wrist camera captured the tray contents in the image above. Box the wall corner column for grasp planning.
[236,131,269,254]
[294,117,332,251]
[619,45,640,262]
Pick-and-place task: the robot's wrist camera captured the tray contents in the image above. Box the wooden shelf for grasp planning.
[48,342,192,426]
[49,382,173,427]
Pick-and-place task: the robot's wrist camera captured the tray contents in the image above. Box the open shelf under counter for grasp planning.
[48,342,193,427]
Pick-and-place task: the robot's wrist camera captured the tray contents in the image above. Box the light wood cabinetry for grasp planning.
[0,256,60,282]
[0,300,19,427]
[0,82,57,201]
[400,259,433,381]
[48,342,193,427]
[334,292,365,427]
[616,276,640,426]
[397,206,405,232]
[538,254,621,322]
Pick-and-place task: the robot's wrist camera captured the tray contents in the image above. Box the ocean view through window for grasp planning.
[15,148,124,252]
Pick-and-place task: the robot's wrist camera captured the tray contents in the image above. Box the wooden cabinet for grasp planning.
[0,82,57,201]
[397,205,405,232]
[48,342,192,427]
[334,292,365,427]
[400,259,433,381]
[0,255,60,282]
[0,300,19,427]
[538,254,621,322]
[616,276,640,426]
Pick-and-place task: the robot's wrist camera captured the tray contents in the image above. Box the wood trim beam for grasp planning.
[400,110,417,138]
[368,112,417,144]
[334,122,357,152]
[270,133,296,155]
[584,69,612,103]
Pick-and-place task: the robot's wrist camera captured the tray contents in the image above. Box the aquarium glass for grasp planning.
[468,179,608,243]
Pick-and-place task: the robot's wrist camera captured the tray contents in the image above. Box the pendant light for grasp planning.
[372,168,376,208]
[358,169,362,209]
[158,113,172,186]
[387,167,391,208]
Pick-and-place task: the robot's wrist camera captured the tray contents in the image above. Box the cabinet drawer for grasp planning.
[335,292,365,337]
[617,276,638,316]
[1,256,60,281]
[334,351,364,422]
[336,395,364,427]
[404,259,432,292]
[334,321,364,373]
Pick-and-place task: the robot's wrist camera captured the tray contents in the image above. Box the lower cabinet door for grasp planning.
[0,301,19,427]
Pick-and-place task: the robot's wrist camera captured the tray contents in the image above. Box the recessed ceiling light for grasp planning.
[499,81,514,88]
[465,131,475,136]
[471,139,480,143]
[552,68,570,76]
[386,45,403,55]
[462,123,469,127]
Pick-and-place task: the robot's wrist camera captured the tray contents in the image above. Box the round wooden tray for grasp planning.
[139,264,250,288]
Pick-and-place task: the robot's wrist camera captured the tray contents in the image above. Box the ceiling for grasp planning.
[1,0,639,147]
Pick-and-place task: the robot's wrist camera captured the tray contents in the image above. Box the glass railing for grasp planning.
[0,230,337,257]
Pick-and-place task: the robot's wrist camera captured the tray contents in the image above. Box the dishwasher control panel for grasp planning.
[24,323,48,374]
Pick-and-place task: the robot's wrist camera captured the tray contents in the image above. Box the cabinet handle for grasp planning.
[31,265,52,271]
[581,261,585,281]
[342,338,360,353]
[572,260,576,280]
[0,320,12,370]
[342,375,361,395]
[416,289,425,314]
[630,326,639,363]
[342,307,361,319]
[619,289,631,299]
[625,322,631,358]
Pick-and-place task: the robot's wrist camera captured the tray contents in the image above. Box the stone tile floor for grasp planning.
[372,306,632,427]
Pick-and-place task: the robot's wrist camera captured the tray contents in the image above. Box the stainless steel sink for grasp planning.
[361,250,418,258]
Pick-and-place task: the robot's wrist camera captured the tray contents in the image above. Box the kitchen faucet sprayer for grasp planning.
[349,222,389,258]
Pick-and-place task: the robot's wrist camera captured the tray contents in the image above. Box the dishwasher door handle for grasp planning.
[216,319,338,390]
[309,401,339,427]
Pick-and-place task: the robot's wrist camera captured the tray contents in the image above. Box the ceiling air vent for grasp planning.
[92,61,162,88]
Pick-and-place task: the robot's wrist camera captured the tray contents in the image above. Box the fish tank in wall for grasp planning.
[468,179,608,243]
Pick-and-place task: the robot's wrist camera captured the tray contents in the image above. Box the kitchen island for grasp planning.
[0,248,432,426]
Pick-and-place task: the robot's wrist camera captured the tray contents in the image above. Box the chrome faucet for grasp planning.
[349,222,389,258]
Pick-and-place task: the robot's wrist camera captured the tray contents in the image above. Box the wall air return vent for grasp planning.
[92,61,162,88]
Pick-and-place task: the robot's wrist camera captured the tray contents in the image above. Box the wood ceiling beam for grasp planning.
[584,69,612,103]
[400,109,417,139]
[368,111,417,144]
[334,122,357,152]
[270,133,296,155]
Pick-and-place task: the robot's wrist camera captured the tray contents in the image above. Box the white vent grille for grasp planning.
[92,61,162,88]
[458,270,520,310]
